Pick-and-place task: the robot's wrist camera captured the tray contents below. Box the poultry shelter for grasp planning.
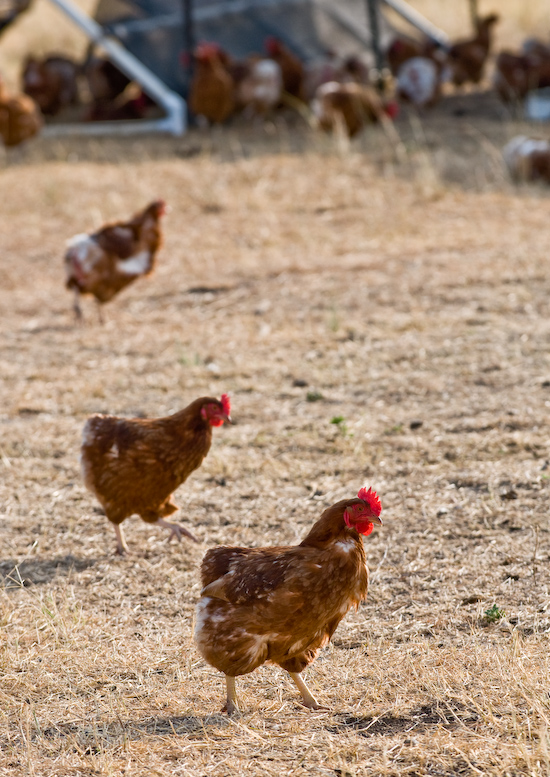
[93,0,400,96]
[40,0,447,136]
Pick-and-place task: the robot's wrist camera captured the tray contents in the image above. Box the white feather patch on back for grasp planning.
[398,57,438,106]
[195,597,213,640]
[65,234,104,275]
[502,135,550,177]
[116,249,151,275]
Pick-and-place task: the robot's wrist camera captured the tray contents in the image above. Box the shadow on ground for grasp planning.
[0,554,97,587]
[35,715,230,753]
[329,701,479,737]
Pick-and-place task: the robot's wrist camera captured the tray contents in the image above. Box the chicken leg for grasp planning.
[73,289,83,321]
[155,518,199,543]
[113,523,129,555]
[95,299,105,325]
[289,672,327,710]
[223,675,239,715]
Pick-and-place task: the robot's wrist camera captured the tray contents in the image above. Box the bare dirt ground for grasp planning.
[2,63,550,777]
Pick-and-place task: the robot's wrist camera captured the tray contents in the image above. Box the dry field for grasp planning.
[1,104,550,776]
[2,2,550,774]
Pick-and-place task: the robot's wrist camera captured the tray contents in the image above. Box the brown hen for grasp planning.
[195,487,382,714]
[265,36,305,101]
[81,395,231,554]
[64,200,165,322]
[447,13,499,86]
[312,81,398,138]
[189,42,235,124]
[22,55,79,116]
[0,76,42,147]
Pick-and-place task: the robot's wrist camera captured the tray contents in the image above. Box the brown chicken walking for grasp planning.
[196,486,382,714]
[64,200,166,322]
[81,395,231,554]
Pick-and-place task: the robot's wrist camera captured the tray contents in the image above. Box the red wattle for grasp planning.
[357,520,374,536]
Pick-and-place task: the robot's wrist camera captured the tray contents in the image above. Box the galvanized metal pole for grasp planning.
[44,0,186,135]
[365,0,385,89]
[379,0,449,49]
[182,0,194,94]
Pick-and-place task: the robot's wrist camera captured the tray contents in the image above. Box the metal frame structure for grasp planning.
[38,0,447,137]
[42,0,186,137]
[380,0,449,48]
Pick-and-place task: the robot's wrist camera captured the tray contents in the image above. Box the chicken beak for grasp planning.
[223,414,233,425]
[371,515,383,525]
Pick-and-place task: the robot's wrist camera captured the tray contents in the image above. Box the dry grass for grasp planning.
[1,3,550,771]
[391,0,550,47]
[1,115,550,775]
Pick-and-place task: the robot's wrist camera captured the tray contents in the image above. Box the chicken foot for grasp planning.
[155,518,199,543]
[289,672,327,710]
[222,675,240,715]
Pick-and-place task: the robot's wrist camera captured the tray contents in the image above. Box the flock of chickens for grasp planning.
[188,36,398,137]
[0,48,156,147]
[386,14,550,184]
[60,198,384,713]
[4,15,550,183]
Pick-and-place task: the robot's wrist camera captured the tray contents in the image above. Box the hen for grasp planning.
[189,42,235,124]
[0,77,42,147]
[265,36,305,101]
[494,47,550,103]
[386,34,442,76]
[312,81,398,138]
[234,56,282,117]
[64,200,166,321]
[397,56,441,107]
[447,13,499,86]
[196,486,382,714]
[81,394,232,555]
[22,55,79,116]
[84,53,132,105]
[502,136,550,184]
[85,88,153,122]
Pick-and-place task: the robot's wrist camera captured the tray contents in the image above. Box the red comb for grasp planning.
[221,393,231,416]
[265,36,280,54]
[195,42,217,60]
[358,486,382,516]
